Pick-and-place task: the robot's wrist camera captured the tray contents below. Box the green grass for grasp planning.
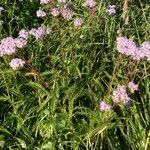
[0,0,150,149]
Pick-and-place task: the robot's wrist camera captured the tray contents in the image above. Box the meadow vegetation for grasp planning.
[0,0,150,149]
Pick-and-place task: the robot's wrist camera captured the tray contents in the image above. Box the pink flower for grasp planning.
[112,85,130,105]
[29,27,45,39]
[116,37,143,60]
[36,9,46,17]
[106,5,116,15]
[116,37,150,61]
[9,58,25,70]
[40,0,50,4]
[128,82,138,93]
[18,29,29,40]
[74,18,83,27]
[82,0,96,8]
[61,8,74,21]
[51,8,60,17]
[140,42,150,61]
[0,37,16,56]
[100,101,111,112]
[14,37,27,48]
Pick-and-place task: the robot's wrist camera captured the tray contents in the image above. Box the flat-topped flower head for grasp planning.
[0,37,16,56]
[82,0,96,8]
[117,37,137,55]
[36,9,46,17]
[116,37,150,61]
[100,101,111,112]
[61,7,74,21]
[9,58,25,70]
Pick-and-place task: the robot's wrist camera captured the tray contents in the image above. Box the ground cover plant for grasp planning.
[0,0,150,149]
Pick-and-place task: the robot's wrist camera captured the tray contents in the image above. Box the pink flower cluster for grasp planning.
[38,0,74,21]
[9,58,25,70]
[100,81,138,112]
[14,38,27,49]
[36,9,46,17]
[51,8,60,17]
[30,27,45,39]
[61,7,74,21]
[19,29,29,40]
[100,101,111,112]
[0,37,16,56]
[82,0,96,8]
[0,26,52,69]
[116,37,150,61]
[112,82,138,106]
[112,85,131,105]
[128,82,139,93]
[0,35,28,57]
[106,5,116,15]
[29,27,52,40]
[51,6,74,21]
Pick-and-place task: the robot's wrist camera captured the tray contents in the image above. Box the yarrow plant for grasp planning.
[0,37,16,56]
[116,37,150,61]
[9,58,25,70]
[116,37,138,58]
